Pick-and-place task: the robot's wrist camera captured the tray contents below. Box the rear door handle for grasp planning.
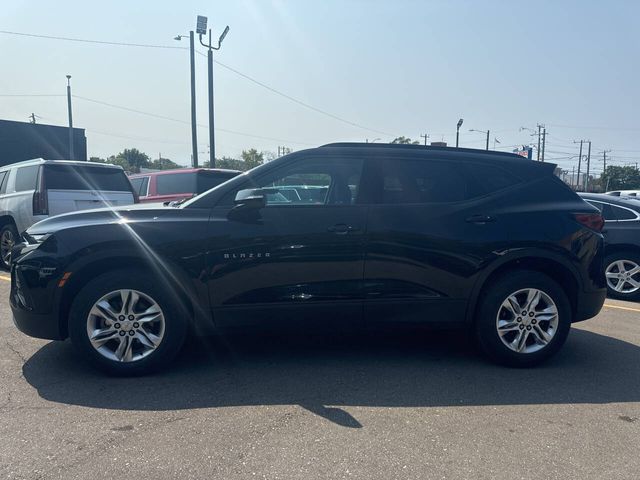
[327,224,356,234]
[465,214,496,224]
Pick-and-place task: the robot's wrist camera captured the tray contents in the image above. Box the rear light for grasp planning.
[574,213,604,232]
[32,168,48,215]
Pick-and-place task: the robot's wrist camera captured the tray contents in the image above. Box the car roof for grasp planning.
[579,192,640,210]
[0,158,123,171]
[320,142,527,160]
[130,168,241,178]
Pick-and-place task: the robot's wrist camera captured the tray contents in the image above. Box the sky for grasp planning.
[1,0,639,174]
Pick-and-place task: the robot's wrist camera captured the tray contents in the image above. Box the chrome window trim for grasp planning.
[586,199,640,223]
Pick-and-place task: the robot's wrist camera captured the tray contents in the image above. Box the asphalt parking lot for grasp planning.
[0,273,639,480]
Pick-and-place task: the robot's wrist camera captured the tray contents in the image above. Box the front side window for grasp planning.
[221,157,363,207]
[14,165,40,192]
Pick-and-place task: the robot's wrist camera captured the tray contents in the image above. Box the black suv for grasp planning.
[10,143,606,375]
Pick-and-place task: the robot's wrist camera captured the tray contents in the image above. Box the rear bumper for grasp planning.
[573,287,607,323]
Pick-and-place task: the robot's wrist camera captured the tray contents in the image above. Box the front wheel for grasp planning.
[475,271,572,367]
[68,270,188,375]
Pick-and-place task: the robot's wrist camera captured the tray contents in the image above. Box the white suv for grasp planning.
[0,159,136,269]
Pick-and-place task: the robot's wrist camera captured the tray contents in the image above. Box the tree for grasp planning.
[89,156,107,164]
[391,136,420,145]
[148,157,180,170]
[241,149,265,170]
[600,165,640,191]
[114,148,150,173]
[213,156,246,171]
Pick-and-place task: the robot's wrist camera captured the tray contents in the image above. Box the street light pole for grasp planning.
[485,129,490,151]
[174,32,200,167]
[469,128,490,150]
[197,16,229,169]
[66,75,74,160]
[456,119,463,147]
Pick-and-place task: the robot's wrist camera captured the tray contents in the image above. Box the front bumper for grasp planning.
[573,287,607,322]
[11,303,64,340]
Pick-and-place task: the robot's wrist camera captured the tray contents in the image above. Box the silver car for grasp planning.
[0,159,136,268]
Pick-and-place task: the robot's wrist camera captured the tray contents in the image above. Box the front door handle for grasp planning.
[465,214,496,224]
[327,224,356,234]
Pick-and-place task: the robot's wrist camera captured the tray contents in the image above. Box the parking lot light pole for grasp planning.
[456,119,463,147]
[197,15,229,168]
[174,32,199,167]
[66,75,74,160]
[469,128,490,150]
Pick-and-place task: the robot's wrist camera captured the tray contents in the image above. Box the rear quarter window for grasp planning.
[14,165,40,192]
[44,164,132,192]
[157,172,196,195]
[611,205,638,221]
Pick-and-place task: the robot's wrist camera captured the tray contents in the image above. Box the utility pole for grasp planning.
[29,113,37,124]
[585,140,592,192]
[537,124,542,161]
[571,166,575,190]
[541,127,547,162]
[66,75,74,160]
[601,149,611,177]
[574,140,584,191]
[189,31,198,168]
[485,130,490,151]
[420,133,429,146]
[197,16,230,169]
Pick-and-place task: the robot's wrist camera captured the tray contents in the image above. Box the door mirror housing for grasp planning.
[234,188,267,209]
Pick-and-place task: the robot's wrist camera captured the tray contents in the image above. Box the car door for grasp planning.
[206,154,367,330]
[360,154,518,326]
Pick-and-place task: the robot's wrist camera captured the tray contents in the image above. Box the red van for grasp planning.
[129,168,241,204]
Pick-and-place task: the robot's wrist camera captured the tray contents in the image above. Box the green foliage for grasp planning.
[391,136,420,145]
[600,166,640,191]
[148,157,180,170]
[115,148,150,173]
[241,149,265,170]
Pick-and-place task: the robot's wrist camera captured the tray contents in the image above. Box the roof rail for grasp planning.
[319,142,523,158]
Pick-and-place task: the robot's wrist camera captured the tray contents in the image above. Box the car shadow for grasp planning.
[22,328,640,428]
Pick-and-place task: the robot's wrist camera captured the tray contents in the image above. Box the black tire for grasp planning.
[604,251,640,301]
[68,269,188,376]
[0,223,19,270]
[475,270,572,367]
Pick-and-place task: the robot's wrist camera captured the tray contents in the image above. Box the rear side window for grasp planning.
[585,201,616,221]
[44,164,132,192]
[157,172,196,195]
[465,163,521,195]
[14,165,40,192]
[130,176,149,196]
[611,205,638,220]
[196,172,239,194]
[0,171,8,194]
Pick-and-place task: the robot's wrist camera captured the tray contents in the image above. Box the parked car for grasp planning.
[606,190,640,197]
[0,159,136,269]
[129,168,241,204]
[579,193,640,301]
[11,143,606,375]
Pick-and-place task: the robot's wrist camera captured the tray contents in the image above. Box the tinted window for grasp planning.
[196,171,239,194]
[611,205,637,220]
[0,171,7,194]
[156,172,196,195]
[585,201,616,221]
[465,163,521,195]
[44,165,132,192]
[363,158,482,204]
[14,165,39,192]
[130,176,149,196]
[221,157,362,206]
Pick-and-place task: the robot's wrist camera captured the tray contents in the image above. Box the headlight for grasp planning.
[24,233,51,244]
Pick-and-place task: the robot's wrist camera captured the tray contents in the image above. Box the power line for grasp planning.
[72,95,315,146]
[1,29,397,137]
[0,30,186,50]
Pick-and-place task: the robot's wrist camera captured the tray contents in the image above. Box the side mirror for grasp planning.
[234,188,266,209]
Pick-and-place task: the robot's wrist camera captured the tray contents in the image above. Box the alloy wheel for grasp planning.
[86,289,166,363]
[495,288,559,354]
[1,229,15,265]
[605,260,640,294]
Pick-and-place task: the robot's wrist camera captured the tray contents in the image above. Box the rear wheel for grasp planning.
[604,251,640,301]
[68,270,188,375]
[0,223,18,270]
[475,270,572,367]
